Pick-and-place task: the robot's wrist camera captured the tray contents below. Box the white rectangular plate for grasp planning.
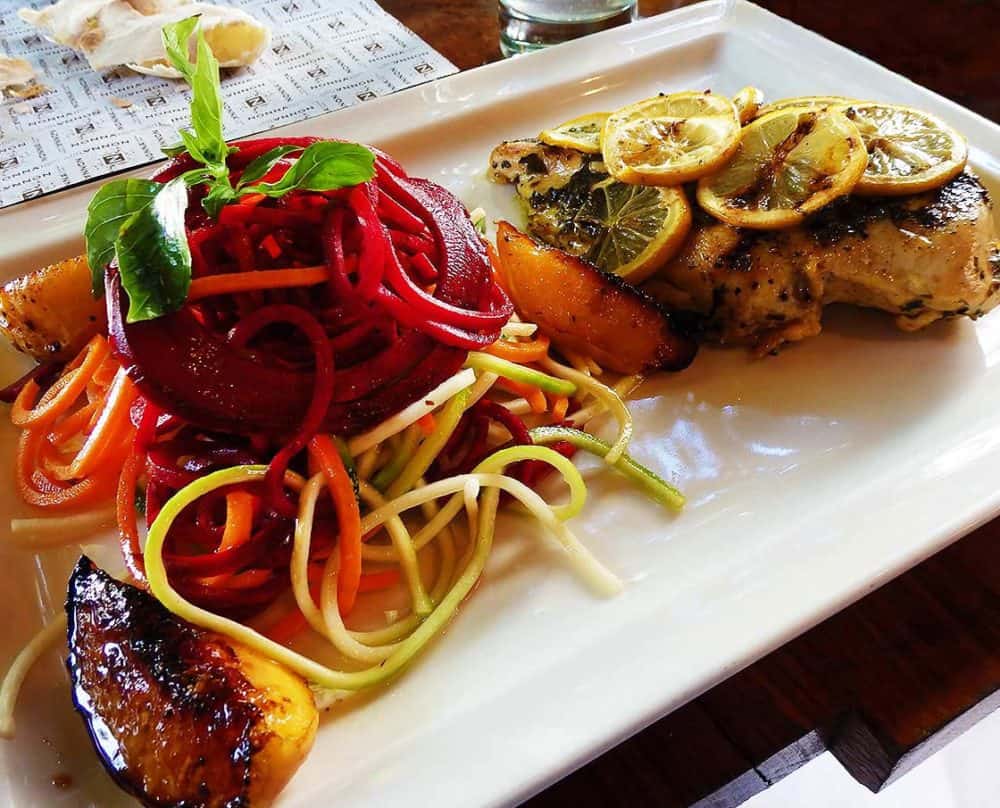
[2,2,1000,806]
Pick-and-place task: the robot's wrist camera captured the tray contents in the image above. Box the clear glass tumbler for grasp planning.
[499,0,638,56]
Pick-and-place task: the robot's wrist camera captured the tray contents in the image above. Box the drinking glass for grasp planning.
[499,0,638,56]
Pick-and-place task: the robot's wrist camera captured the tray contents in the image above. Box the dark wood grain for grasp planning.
[529,702,768,808]
[377,1,1000,806]
[379,0,501,69]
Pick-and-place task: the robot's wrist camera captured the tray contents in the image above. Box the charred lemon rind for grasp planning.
[732,85,765,125]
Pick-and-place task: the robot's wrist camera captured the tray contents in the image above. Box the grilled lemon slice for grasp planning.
[844,102,968,195]
[539,112,610,155]
[601,91,742,185]
[732,86,764,124]
[696,107,868,229]
[757,95,858,116]
[584,178,692,281]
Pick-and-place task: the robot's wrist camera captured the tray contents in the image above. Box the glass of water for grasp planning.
[499,0,638,56]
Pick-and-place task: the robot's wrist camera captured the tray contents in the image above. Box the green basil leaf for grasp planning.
[162,16,199,80]
[179,167,214,186]
[84,178,161,297]
[235,145,304,190]
[202,180,236,218]
[189,26,229,166]
[115,178,191,323]
[240,142,375,197]
[178,128,209,165]
[162,141,187,157]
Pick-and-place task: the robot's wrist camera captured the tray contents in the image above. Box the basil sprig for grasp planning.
[239,141,376,197]
[158,14,373,217]
[235,144,304,189]
[82,16,376,322]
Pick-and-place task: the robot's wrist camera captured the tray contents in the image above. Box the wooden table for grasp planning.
[378,2,1000,805]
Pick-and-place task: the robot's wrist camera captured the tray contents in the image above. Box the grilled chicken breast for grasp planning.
[67,558,317,808]
[650,173,1000,351]
[489,139,1000,352]
[489,139,603,257]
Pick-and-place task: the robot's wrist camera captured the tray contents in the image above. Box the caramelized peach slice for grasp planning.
[495,222,697,374]
[66,559,317,808]
[0,255,104,360]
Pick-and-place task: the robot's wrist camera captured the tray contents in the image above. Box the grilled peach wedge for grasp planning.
[495,222,697,374]
[66,558,317,808]
[0,254,104,360]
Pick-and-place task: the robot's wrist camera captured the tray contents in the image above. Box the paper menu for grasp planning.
[0,0,457,209]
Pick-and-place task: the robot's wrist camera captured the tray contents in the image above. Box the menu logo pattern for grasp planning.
[0,0,456,208]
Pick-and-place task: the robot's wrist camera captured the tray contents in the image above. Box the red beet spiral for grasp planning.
[107,137,511,439]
